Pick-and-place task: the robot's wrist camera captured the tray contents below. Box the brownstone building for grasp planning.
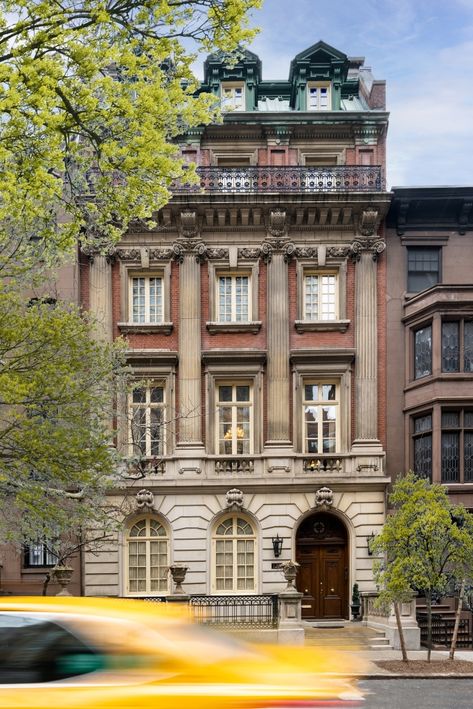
[386,187,473,507]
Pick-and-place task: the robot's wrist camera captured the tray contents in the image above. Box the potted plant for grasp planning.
[350,582,361,621]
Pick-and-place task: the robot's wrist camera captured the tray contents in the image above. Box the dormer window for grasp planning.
[307,82,331,111]
[221,82,245,111]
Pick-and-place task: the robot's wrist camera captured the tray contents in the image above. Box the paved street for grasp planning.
[359,679,473,708]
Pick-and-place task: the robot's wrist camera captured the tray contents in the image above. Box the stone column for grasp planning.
[354,249,380,445]
[177,253,203,448]
[266,252,291,447]
[352,239,385,452]
[89,254,113,342]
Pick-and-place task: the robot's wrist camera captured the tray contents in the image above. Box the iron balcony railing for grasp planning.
[173,165,384,194]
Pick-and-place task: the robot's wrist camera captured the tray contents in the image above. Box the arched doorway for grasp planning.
[296,512,349,620]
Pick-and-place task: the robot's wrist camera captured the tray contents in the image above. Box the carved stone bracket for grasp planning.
[136,489,154,510]
[349,238,386,262]
[225,488,244,511]
[267,209,287,238]
[314,486,334,508]
[179,210,200,239]
[358,209,380,237]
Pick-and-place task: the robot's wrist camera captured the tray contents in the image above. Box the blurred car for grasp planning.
[0,596,365,708]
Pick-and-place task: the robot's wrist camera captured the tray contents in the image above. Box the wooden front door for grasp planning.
[296,513,348,620]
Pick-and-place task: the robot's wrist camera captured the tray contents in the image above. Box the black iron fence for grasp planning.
[173,165,384,194]
[417,612,472,648]
[189,594,279,629]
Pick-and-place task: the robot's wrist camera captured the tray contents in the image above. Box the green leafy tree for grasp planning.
[0,1,260,569]
[373,473,473,661]
[0,291,127,548]
[0,0,261,257]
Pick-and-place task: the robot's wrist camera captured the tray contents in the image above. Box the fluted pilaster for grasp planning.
[178,254,202,445]
[266,253,291,444]
[354,251,379,442]
[89,255,113,342]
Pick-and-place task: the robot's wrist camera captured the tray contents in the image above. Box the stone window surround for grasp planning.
[206,260,262,334]
[211,513,257,594]
[203,352,265,455]
[116,357,176,457]
[210,149,258,166]
[123,514,170,597]
[291,351,354,455]
[295,258,350,333]
[118,261,172,335]
[301,148,345,166]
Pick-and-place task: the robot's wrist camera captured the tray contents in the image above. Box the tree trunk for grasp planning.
[394,601,409,662]
[42,572,51,596]
[426,591,432,662]
[449,579,466,661]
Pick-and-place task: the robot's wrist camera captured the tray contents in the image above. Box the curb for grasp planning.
[357,673,473,680]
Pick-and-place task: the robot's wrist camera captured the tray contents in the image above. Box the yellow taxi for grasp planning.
[0,597,365,708]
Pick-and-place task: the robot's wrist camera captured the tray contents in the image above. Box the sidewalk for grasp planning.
[302,622,473,678]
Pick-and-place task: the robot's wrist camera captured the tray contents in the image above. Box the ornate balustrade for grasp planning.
[173,165,384,194]
[303,456,343,473]
[214,457,254,474]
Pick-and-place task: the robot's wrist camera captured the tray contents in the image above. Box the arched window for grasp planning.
[212,516,256,593]
[125,517,169,595]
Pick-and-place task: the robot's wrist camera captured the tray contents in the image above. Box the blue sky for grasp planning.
[200,0,473,188]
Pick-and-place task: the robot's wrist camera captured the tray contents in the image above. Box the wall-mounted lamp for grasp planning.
[367,531,376,556]
[272,534,283,558]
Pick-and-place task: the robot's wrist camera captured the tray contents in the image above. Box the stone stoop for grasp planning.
[368,630,391,650]
[303,622,390,650]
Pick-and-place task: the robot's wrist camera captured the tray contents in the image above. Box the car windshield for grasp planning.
[0,614,103,683]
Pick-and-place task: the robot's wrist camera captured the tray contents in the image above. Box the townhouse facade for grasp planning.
[72,41,390,619]
[1,41,392,620]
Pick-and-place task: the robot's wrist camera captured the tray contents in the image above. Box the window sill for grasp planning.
[118,322,173,335]
[295,319,350,333]
[206,321,262,334]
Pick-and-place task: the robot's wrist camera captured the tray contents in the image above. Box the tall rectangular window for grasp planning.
[441,410,473,483]
[130,277,163,324]
[407,247,440,293]
[304,273,337,321]
[218,275,249,322]
[23,542,58,567]
[413,414,432,481]
[130,386,165,457]
[221,83,245,111]
[414,325,432,379]
[307,83,331,110]
[303,382,338,454]
[441,320,473,373]
[217,384,252,455]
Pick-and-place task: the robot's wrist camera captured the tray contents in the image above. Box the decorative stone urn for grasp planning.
[168,565,188,595]
[52,565,74,596]
[280,560,300,590]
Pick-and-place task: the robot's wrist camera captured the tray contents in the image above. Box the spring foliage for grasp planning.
[0,1,260,546]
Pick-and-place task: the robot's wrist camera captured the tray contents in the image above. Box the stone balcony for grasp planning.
[173,165,384,194]
[133,453,386,480]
